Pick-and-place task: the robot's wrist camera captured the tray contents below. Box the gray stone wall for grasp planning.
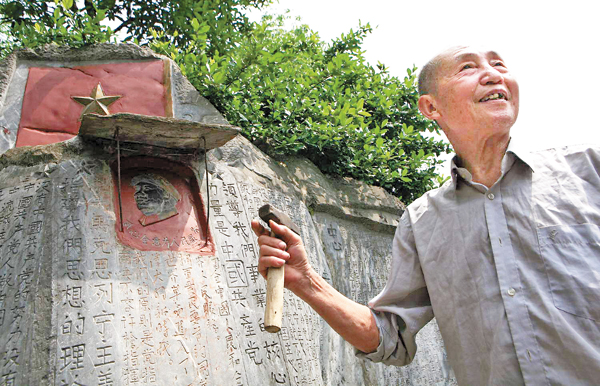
[0,134,456,385]
[0,44,456,385]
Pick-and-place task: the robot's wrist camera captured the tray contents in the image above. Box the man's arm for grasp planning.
[251,219,380,353]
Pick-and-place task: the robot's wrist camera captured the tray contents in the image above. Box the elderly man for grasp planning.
[252,46,600,385]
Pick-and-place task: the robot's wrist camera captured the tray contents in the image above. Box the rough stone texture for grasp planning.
[0,132,456,385]
[79,113,240,150]
[0,43,228,155]
[0,52,23,152]
[0,53,17,110]
[0,44,456,385]
[170,67,228,125]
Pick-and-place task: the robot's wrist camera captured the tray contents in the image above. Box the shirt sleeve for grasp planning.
[355,211,434,366]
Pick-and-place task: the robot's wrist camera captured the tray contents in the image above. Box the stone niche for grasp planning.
[0,44,455,385]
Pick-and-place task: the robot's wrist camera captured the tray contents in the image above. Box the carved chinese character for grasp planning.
[91,238,111,254]
[252,288,266,308]
[94,346,115,367]
[27,221,43,235]
[66,259,83,280]
[93,312,114,337]
[17,196,33,210]
[98,369,114,385]
[210,199,225,217]
[62,313,85,335]
[224,260,248,288]
[60,344,85,370]
[64,285,83,308]
[226,200,243,217]
[60,214,81,233]
[94,283,113,304]
[231,289,248,308]
[215,220,230,237]
[247,264,260,284]
[240,314,256,337]
[263,341,282,361]
[225,184,238,198]
[232,222,249,239]
[220,241,235,259]
[92,258,111,280]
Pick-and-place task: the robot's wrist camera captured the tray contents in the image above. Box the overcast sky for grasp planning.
[248,0,600,155]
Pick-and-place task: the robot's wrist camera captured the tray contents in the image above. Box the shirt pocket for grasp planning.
[537,223,600,321]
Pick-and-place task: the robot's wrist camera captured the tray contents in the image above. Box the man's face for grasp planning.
[423,47,519,144]
[133,181,165,216]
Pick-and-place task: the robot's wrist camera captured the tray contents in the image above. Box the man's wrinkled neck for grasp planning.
[451,131,511,188]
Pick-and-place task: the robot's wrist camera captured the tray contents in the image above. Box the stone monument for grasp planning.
[0,43,455,385]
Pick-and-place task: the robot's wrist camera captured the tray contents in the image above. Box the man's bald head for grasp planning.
[417,45,519,154]
[418,46,469,96]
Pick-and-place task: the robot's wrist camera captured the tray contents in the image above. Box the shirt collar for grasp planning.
[505,138,536,172]
[449,137,536,186]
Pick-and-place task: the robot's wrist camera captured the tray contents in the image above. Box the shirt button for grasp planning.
[487,193,495,200]
[507,288,516,296]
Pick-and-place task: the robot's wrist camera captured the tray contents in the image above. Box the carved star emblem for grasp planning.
[72,83,121,120]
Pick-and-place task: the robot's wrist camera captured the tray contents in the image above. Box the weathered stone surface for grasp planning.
[170,67,229,125]
[0,43,456,385]
[0,52,17,109]
[11,43,160,62]
[79,113,240,150]
[0,131,456,385]
[0,52,23,152]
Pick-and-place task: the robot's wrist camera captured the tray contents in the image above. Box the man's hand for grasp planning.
[251,219,313,295]
[251,218,380,354]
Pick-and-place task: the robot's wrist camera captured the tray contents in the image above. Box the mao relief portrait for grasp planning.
[131,173,181,226]
[113,160,213,254]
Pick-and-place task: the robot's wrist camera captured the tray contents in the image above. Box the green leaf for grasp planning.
[213,71,225,84]
[191,18,200,31]
[357,98,364,110]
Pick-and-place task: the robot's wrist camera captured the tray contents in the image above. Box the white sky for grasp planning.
[248,0,600,155]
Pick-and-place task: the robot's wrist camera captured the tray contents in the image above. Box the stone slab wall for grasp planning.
[0,43,456,385]
[0,135,456,385]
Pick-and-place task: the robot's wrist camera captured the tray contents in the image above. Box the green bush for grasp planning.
[0,0,450,204]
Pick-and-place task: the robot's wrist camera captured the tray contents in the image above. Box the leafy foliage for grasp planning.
[152,15,450,202]
[0,0,114,56]
[0,0,270,55]
[0,0,450,204]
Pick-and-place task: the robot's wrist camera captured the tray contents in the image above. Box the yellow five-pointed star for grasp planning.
[72,83,121,120]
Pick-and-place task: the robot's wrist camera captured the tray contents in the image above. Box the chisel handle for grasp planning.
[264,247,284,333]
[258,204,300,334]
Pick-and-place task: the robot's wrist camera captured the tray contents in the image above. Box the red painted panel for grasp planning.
[113,158,213,254]
[15,128,75,147]
[17,60,167,147]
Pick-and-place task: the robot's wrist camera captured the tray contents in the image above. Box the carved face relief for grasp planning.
[131,174,180,223]
[113,160,214,254]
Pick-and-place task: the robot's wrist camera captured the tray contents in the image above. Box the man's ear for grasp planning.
[418,94,441,120]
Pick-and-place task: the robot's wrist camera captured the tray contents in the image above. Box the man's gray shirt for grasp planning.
[358,144,600,385]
